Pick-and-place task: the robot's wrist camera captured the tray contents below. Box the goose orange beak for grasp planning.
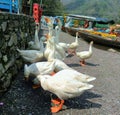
[45,34,51,40]
[44,17,51,23]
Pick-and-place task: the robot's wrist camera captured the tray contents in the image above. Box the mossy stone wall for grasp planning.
[0,12,35,92]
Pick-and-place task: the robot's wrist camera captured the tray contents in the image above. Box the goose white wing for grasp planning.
[39,73,94,100]
[52,69,96,83]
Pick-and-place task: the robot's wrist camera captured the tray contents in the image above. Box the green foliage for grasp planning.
[33,0,41,3]
[42,0,65,16]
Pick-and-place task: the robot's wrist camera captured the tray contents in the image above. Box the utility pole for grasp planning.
[30,0,33,15]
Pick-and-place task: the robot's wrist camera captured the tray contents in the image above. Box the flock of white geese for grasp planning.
[17,16,95,113]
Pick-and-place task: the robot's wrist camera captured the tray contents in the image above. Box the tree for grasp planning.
[42,0,65,16]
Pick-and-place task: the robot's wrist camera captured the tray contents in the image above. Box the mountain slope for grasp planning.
[62,0,120,22]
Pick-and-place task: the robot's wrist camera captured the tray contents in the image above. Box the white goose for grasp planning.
[57,18,62,30]
[44,35,53,60]
[43,17,54,43]
[44,18,66,61]
[36,69,95,113]
[44,17,53,36]
[55,25,70,54]
[44,17,55,60]
[47,17,66,60]
[52,19,70,54]
[76,41,93,66]
[28,26,41,50]
[45,35,66,61]
[53,26,66,60]
[68,32,79,55]
[24,60,56,89]
[17,48,44,63]
[46,38,71,72]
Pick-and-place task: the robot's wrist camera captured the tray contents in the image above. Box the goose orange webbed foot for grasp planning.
[71,50,76,55]
[51,100,64,113]
[51,98,61,105]
[69,49,76,55]
[67,50,71,55]
[80,60,86,66]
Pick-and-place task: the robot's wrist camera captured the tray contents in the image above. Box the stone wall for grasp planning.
[0,12,36,92]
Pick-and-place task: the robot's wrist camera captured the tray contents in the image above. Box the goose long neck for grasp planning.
[89,43,92,53]
[75,34,78,43]
[48,27,53,37]
[55,27,60,43]
[40,38,44,51]
[48,37,56,61]
[35,27,39,43]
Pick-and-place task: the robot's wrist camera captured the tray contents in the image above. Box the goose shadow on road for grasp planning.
[63,91,102,111]
[67,62,100,67]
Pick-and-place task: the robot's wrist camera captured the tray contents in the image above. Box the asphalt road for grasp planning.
[0,30,120,115]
